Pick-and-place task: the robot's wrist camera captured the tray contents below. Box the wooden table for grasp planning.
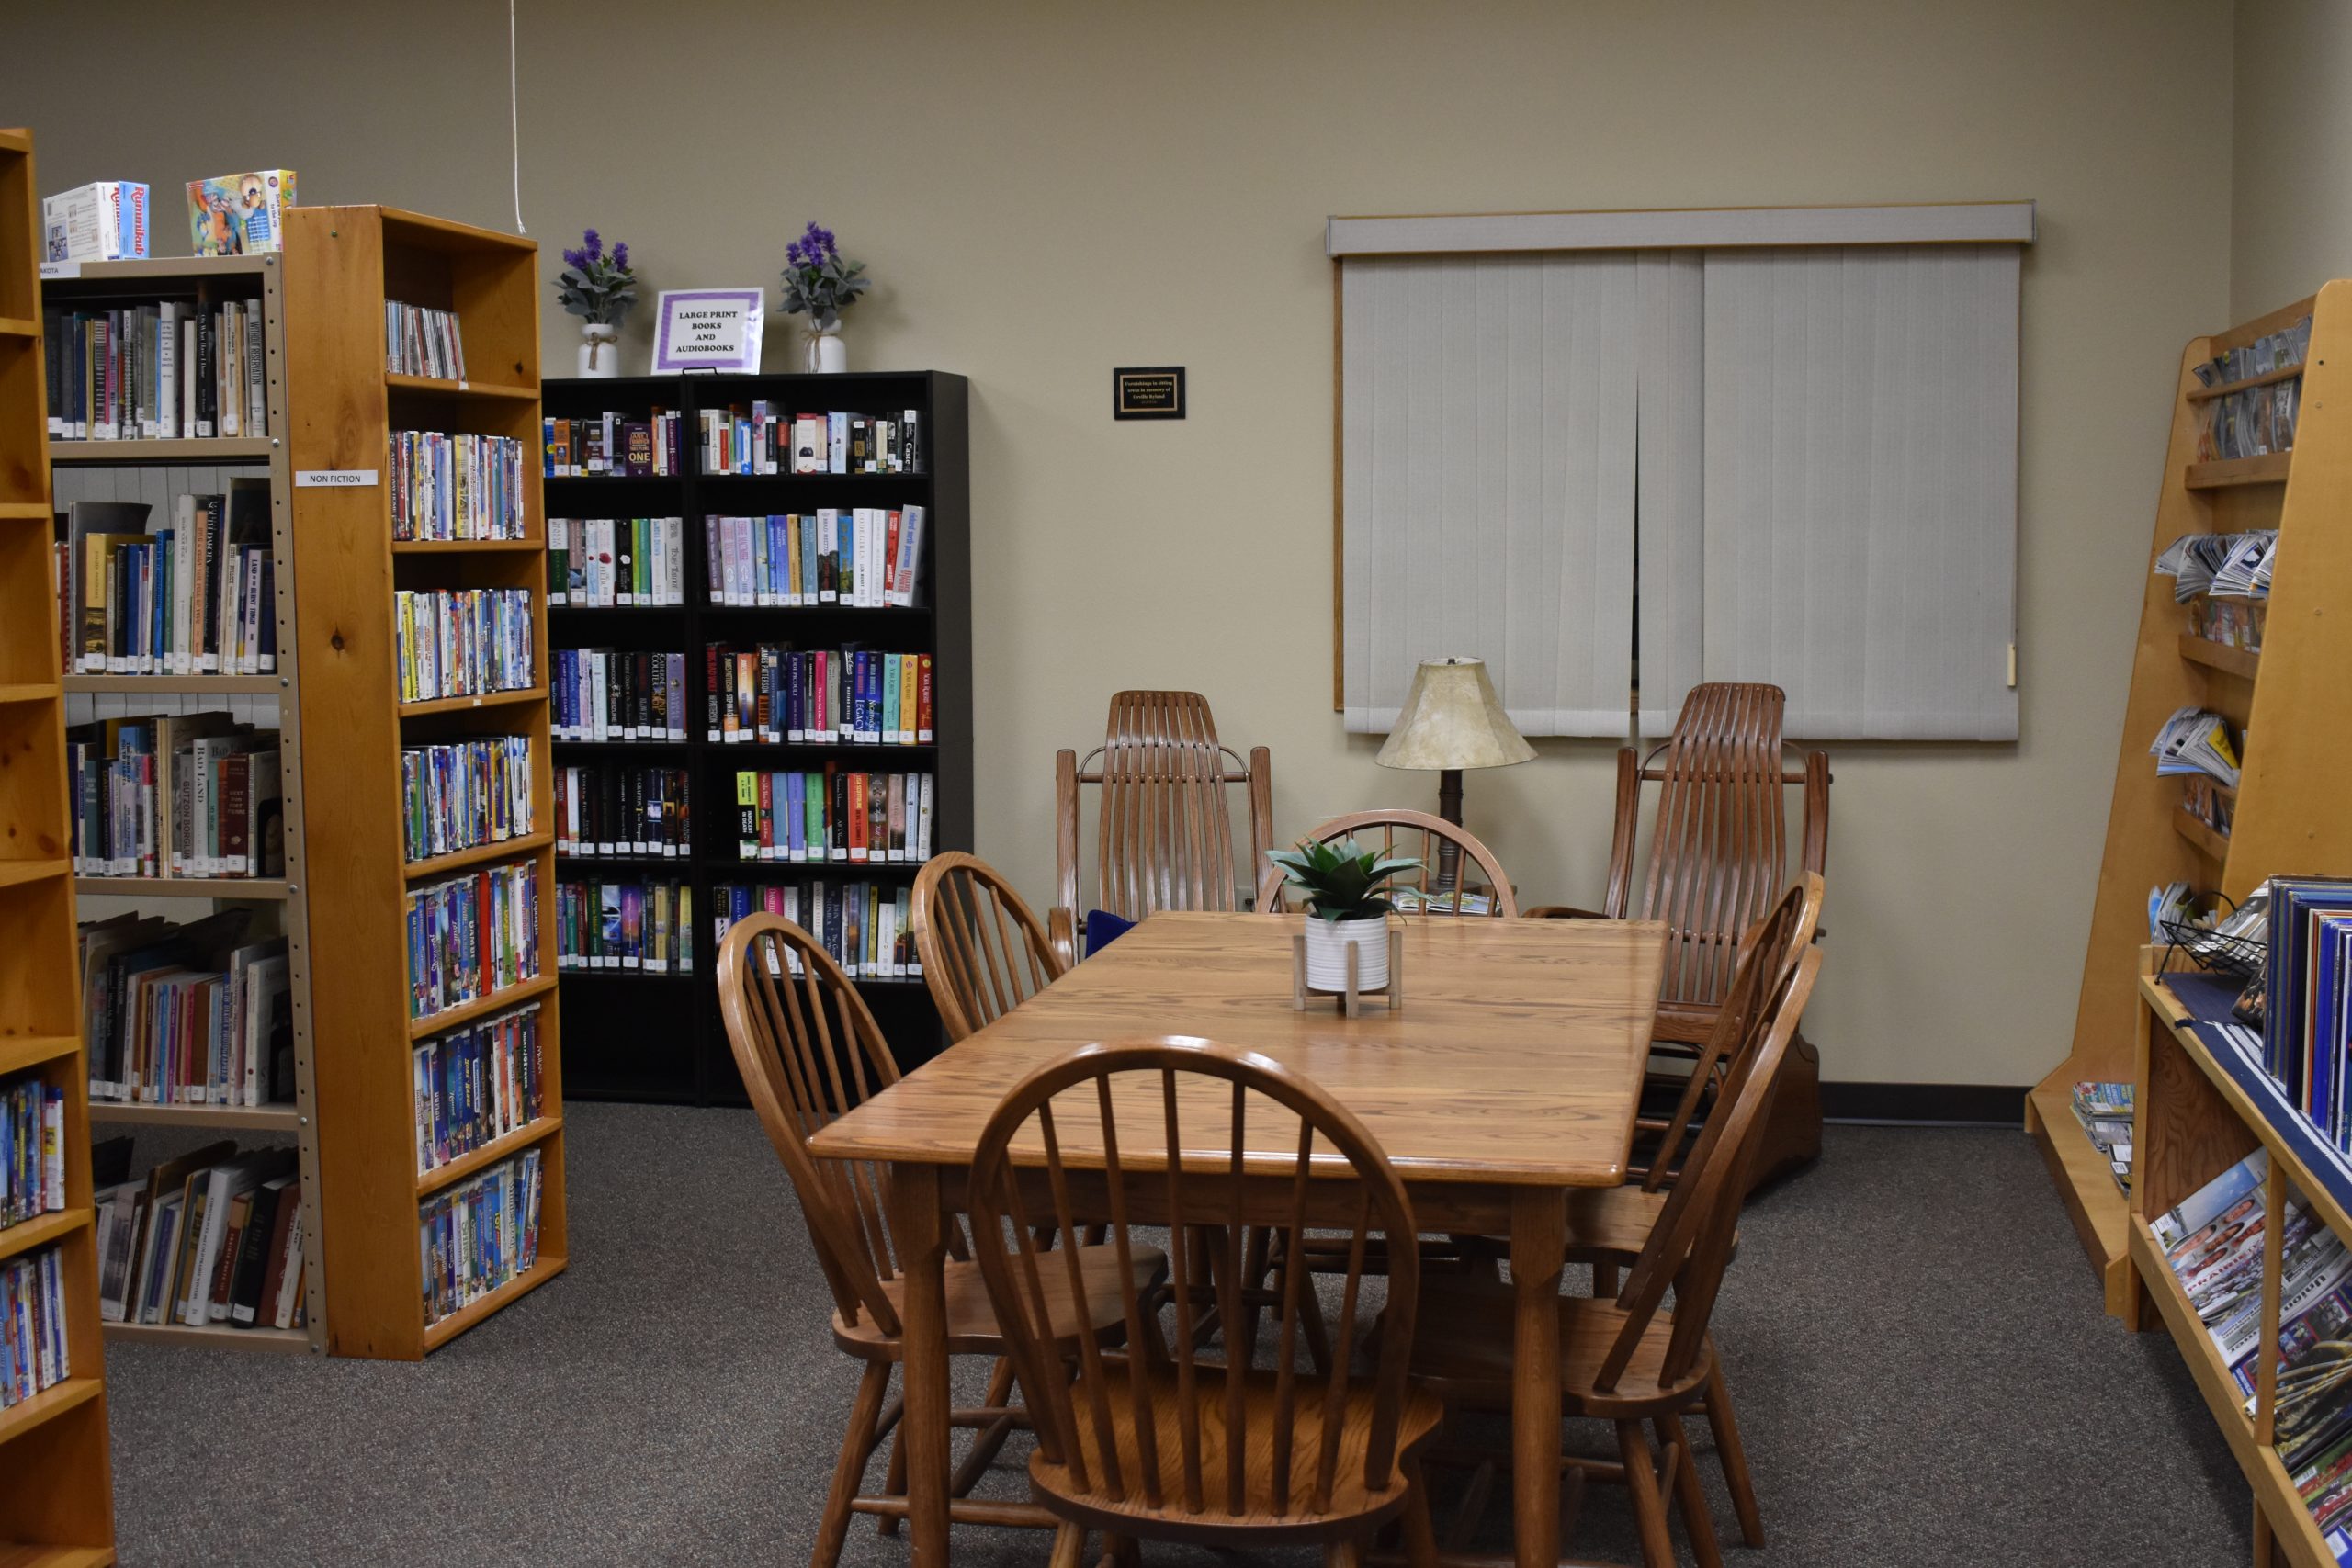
[808,910,1667,1568]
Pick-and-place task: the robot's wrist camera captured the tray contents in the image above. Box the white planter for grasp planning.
[1303,915,1389,992]
[805,323,847,373]
[578,322,621,378]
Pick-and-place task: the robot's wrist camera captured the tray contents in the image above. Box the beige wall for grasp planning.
[9,0,2234,1089]
[2233,0,2352,316]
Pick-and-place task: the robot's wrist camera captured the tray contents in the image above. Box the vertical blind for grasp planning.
[1340,252,1640,737]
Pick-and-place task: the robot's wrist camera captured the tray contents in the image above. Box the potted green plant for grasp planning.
[1265,836,1422,991]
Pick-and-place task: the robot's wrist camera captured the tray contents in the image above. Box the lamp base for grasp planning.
[1434,768,1464,893]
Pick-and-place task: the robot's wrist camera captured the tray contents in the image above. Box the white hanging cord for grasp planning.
[508,0,526,233]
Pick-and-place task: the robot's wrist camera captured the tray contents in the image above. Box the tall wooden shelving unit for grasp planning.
[541,370,971,1105]
[2035,283,2352,1315]
[283,206,565,1359]
[44,253,328,1354]
[0,126,116,1568]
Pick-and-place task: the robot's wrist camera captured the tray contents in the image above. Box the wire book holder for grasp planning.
[1291,929,1405,1017]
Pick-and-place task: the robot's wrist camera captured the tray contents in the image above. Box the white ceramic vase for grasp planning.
[578,322,621,378]
[806,322,847,373]
[1303,915,1389,992]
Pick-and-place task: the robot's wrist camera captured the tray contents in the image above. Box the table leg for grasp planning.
[1510,1187,1566,1568]
[888,1162,952,1568]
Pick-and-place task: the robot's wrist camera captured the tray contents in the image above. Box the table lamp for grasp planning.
[1374,657,1533,891]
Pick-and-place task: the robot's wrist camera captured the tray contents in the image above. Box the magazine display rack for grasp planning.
[2034,283,2352,1315]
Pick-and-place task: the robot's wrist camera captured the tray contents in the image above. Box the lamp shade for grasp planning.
[1374,657,1535,771]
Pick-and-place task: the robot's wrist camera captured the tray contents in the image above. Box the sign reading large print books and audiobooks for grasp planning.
[653,288,765,373]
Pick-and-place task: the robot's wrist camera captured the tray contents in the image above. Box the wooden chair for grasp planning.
[1254,808,1519,919]
[716,914,1163,1566]
[1051,690,1274,967]
[1403,942,1825,1568]
[1531,682,1829,1186]
[911,851,1068,1043]
[967,1037,1443,1568]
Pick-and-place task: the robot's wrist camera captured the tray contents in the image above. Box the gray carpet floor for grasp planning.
[101,1107,2249,1566]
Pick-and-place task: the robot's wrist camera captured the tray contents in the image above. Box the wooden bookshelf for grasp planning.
[283,206,565,1359]
[2037,286,2352,1316]
[42,251,330,1355]
[0,125,116,1568]
[539,371,971,1104]
[2128,964,2352,1565]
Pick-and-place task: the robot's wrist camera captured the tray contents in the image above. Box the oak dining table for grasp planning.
[807,909,1668,1568]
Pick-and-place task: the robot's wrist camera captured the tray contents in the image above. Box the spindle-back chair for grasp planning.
[967,1039,1442,1567]
[1254,809,1518,919]
[718,915,1159,1566]
[912,852,1068,1043]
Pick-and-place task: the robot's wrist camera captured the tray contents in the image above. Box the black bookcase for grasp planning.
[541,370,971,1104]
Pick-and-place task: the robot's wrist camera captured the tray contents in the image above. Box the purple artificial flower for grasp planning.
[562,246,585,270]
[612,241,628,270]
[582,228,602,263]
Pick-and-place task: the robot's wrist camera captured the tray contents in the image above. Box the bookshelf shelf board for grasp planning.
[72,875,288,900]
[48,437,273,466]
[44,254,268,283]
[397,685,548,720]
[718,859,927,877]
[85,1101,300,1132]
[379,207,535,254]
[549,738,688,752]
[0,682,59,705]
[62,674,283,695]
[419,1252,565,1351]
[2186,362,2307,401]
[2177,635,2261,681]
[99,1321,311,1354]
[384,373,537,402]
[0,1543,114,1568]
[0,502,49,521]
[556,967,694,984]
[709,742,939,757]
[2185,452,2293,490]
[0,1036,76,1077]
[390,538,541,557]
[407,974,559,1042]
[401,830,552,883]
[416,1115,563,1197]
[2022,1079,2132,1310]
[2125,1219,2276,1487]
[698,603,934,618]
[2172,808,2231,862]
[0,1377,103,1451]
[0,861,66,890]
[0,1210,89,1267]
[556,852,695,868]
[0,315,36,338]
[544,473,684,485]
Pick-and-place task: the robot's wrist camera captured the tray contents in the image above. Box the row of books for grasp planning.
[413,1003,544,1176]
[0,1248,70,1408]
[385,300,467,381]
[394,587,537,704]
[555,764,690,859]
[736,768,935,864]
[2151,705,2241,788]
[544,411,685,478]
[2071,1081,2132,1194]
[556,878,695,974]
[2158,530,2277,603]
[97,1143,304,1331]
[390,431,530,542]
[63,486,277,675]
[407,862,540,1021]
[81,912,291,1109]
[548,516,688,605]
[2191,315,2311,462]
[713,880,921,981]
[711,645,935,748]
[552,648,689,743]
[67,713,284,880]
[44,299,267,441]
[402,736,535,865]
[699,403,923,477]
[0,1075,65,1229]
[705,507,926,609]
[421,1146,544,1325]
[2263,878,2352,1139]
[2190,597,2264,654]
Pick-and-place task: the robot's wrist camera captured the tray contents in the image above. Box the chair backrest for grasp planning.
[967,1038,1420,1521]
[1600,942,1822,1393]
[716,913,906,1337]
[911,851,1067,1042]
[1254,808,1519,919]
[1638,872,1824,1194]
[1606,683,1830,1019]
[1056,691,1274,924]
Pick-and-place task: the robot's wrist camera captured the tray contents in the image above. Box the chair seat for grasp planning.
[1027,1355,1445,1541]
[1401,1274,1715,1417]
[1565,1184,1669,1261]
[833,1244,1165,1359]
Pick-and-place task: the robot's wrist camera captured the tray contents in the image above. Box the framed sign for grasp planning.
[1113,366,1185,420]
[652,288,766,373]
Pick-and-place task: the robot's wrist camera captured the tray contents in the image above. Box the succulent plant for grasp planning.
[1264,837,1422,922]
